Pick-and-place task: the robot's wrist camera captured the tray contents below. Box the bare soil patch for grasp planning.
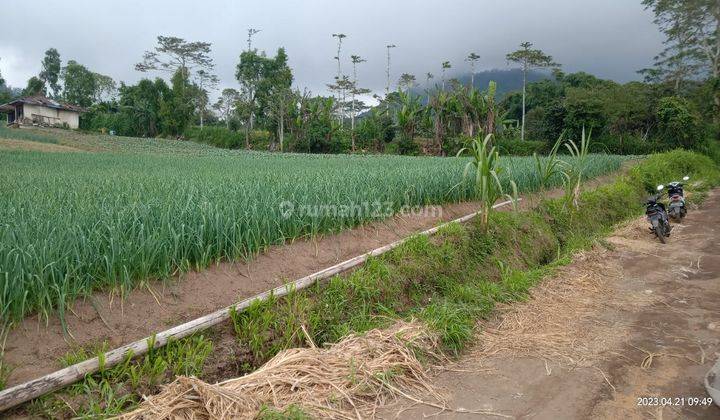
[382,190,720,419]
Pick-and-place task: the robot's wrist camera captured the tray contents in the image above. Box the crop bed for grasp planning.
[0,129,625,324]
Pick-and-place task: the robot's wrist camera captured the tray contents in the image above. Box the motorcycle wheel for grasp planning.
[669,208,680,221]
[654,226,666,243]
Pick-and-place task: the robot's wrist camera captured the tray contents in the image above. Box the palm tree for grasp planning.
[332,33,348,123]
[506,42,559,141]
[425,72,434,92]
[385,44,397,96]
[441,61,451,90]
[247,28,261,51]
[398,73,416,94]
[350,54,370,151]
[465,53,480,87]
[332,33,347,78]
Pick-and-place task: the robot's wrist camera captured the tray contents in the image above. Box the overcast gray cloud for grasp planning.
[0,0,664,98]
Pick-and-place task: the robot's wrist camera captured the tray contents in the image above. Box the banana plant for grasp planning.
[426,90,451,151]
[395,90,423,142]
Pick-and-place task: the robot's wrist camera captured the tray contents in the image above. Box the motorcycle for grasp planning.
[646,184,671,243]
[667,176,689,221]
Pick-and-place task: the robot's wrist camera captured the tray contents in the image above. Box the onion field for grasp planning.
[0,133,625,324]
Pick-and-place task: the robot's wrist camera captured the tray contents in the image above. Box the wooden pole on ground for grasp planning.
[0,199,517,412]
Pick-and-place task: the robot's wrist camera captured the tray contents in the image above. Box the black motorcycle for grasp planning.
[646,185,671,243]
[667,176,689,221]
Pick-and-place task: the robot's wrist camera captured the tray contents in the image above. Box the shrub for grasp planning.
[394,135,420,155]
[655,97,703,149]
[185,126,243,148]
[696,139,720,165]
[442,136,468,156]
[497,139,546,156]
[457,134,516,227]
[629,149,720,193]
[592,135,665,155]
[185,126,271,150]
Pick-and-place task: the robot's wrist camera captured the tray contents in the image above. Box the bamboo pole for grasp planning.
[0,199,517,412]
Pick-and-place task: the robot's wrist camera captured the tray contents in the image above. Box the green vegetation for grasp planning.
[185,126,271,150]
[20,149,717,418]
[0,129,624,327]
[0,126,60,144]
[258,405,311,420]
[629,149,720,193]
[27,334,212,418]
[457,133,517,226]
[1,2,716,160]
[533,133,566,191]
[220,150,718,369]
[1,1,718,415]
[505,71,717,156]
[563,128,593,208]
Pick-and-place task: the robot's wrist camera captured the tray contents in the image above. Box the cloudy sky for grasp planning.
[0,0,663,98]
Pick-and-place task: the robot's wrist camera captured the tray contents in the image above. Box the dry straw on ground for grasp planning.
[117,321,445,420]
[474,229,658,368]
[118,218,662,419]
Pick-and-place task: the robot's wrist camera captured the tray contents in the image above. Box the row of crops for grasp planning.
[0,126,261,156]
[0,133,625,325]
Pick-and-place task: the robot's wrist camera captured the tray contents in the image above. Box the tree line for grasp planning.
[0,0,717,157]
[0,49,116,107]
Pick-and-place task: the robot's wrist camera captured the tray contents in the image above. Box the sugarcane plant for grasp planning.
[533,131,568,191]
[563,127,592,209]
[457,133,518,228]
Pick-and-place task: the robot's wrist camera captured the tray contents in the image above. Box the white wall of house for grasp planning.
[22,104,80,129]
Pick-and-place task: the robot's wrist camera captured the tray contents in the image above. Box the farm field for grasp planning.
[0,128,625,327]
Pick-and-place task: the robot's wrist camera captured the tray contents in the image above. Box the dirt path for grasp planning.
[382,190,720,419]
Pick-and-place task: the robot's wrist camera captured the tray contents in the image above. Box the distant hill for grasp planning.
[411,68,551,100]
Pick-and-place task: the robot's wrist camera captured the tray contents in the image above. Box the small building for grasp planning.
[0,95,85,129]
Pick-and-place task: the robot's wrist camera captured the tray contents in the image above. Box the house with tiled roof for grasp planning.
[0,95,85,129]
